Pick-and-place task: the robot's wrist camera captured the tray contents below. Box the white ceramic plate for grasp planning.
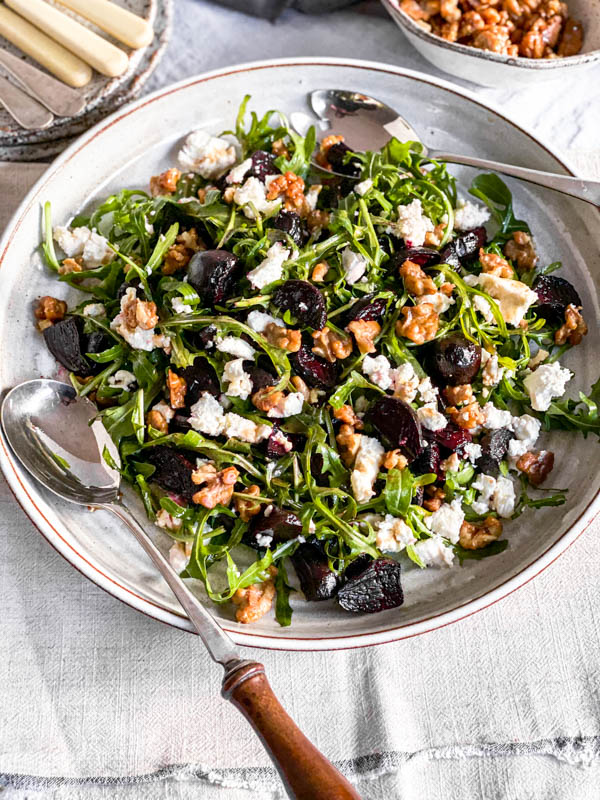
[0,58,598,651]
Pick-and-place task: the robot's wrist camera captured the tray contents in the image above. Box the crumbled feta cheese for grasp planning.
[171,297,193,314]
[168,541,190,573]
[477,273,538,327]
[246,310,284,333]
[472,294,495,324]
[226,157,252,184]
[394,199,434,247]
[266,392,304,419]
[441,452,460,473]
[342,247,368,285]
[523,361,572,412]
[418,376,438,405]
[219,393,232,410]
[189,392,225,436]
[416,292,455,315]
[426,498,464,544]
[107,369,136,391]
[54,225,114,267]
[453,199,491,231]
[82,303,106,317]
[270,429,293,452]
[392,362,419,402]
[233,177,280,220]
[472,473,515,518]
[463,442,482,465]
[304,184,322,210]
[222,413,271,443]
[482,402,513,430]
[414,536,455,567]
[528,348,549,369]
[223,358,253,400]
[512,413,541,445]
[255,532,273,548]
[355,395,369,414]
[481,350,504,387]
[216,336,255,359]
[362,354,393,391]
[156,509,182,531]
[110,287,164,352]
[351,435,385,504]
[463,274,478,286]
[375,514,416,552]
[354,178,373,197]
[177,130,236,178]
[471,473,496,515]
[417,405,447,431]
[247,242,290,289]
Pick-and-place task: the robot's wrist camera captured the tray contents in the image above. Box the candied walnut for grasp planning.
[333,404,364,429]
[197,187,208,203]
[150,168,181,197]
[234,484,262,522]
[192,465,239,508]
[232,566,277,624]
[517,450,554,485]
[383,450,408,470]
[440,20,459,40]
[440,282,454,297]
[446,401,484,429]
[35,295,68,323]
[291,375,310,402]
[146,409,168,434]
[503,231,538,271]
[135,300,159,330]
[558,17,583,56]
[396,303,439,345]
[311,327,353,362]
[400,0,439,20]
[444,383,474,406]
[266,171,306,212]
[167,369,187,409]
[424,222,446,246]
[424,486,445,512]
[58,257,82,275]
[458,10,485,37]
[252,386,285,413]
[263,322,301,353]
[399,259,437,296]
[440,0,461,21]
[472,27,518,56]
[223,186,236,204]
[177,228,204,252]
[311,261,329,282]
[163,244,191,275]
[315,134,345,168]
[520,15,563,57]
[554,304,587,346]
[479,249,513,279]
[306,209,330,233]
[271,138,290,158]
[459,516,503,549]
[347,319,381,355]
[191,462,218,485]
[336,424,362,466]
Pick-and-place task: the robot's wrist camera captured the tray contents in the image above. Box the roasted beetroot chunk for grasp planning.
[273,210,306,246]
[345,294,388,324]
[411,442,442,479]
[477,427,514,476]
[178,359,220,402]
[533,274,582,321]
[248,150,280,182]
[440,226,487,268]
[272,280,327,330]
[43,317,94,377]
[291,541,340,601]
[338,557,404,613]
[187,249,240,305]
[290,345,338,389]
[428,423,472,456]
[246,507,303,549]
[145,445,196,501]
[431,333,482,386]
[326,141,362,179]
[390,246,441,269]
[368,396,425,460]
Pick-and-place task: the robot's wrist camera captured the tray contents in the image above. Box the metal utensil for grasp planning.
[0,48,85,116]
[1,378,361,800]
[303,89,600,207]
[0,73,52,128]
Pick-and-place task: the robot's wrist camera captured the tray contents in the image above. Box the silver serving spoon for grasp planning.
[296,89,600,207]
[0,378,361,800]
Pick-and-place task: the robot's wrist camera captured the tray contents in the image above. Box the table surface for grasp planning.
[2,2,600,799]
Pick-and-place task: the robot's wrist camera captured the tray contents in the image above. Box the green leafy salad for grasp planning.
[36,96,598,626]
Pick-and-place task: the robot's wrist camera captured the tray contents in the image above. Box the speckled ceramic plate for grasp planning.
[0,0,172,161]
[0,58,598,650]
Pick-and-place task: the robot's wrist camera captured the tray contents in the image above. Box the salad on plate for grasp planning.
[35,96,598,626]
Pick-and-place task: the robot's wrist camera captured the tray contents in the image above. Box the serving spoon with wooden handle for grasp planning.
[1,379,361,800]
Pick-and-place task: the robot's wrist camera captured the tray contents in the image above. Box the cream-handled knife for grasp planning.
[55,0,154,49]
[5,0,129,78]
[0,5,91,87]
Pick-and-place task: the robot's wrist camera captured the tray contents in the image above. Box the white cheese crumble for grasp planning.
[463,442,482,465]
[341,247,368,285]
[528,348,549,369]
[472,474,515,518]
[375,514,416,552]
[222,413,271,443]
[481,350,504,387]
[351,435,385,504]
[453,199,491,231]
[523,361,572,412]
[107,369,136,391]
[417,404,447,431]
[168,541,190,573]
[266,392,304,419]
[270,429,293,453]
[233,177,280,220]
[414,536,455,567]
[246,310,284,333]
[394,362,419,403]
[156,509,182,531]
[216,336,255,359]
[354,178,373,197]
[226,157,253,184]
[477,273,538,327]
[425,498,464,544]
[247,242,290,289]
[223,358,253,400]
[177,130,236,178]
[416,292,455,314]
[304,184,322,211]
[417,376,438,405]
[82,303,106,317]
[255,533,273,548]
[53,225,114,267]
[362,354,393,390]
[110,287,159,352]
[188,392,225,436]
[472,294,495,324]
[482,402,513,430]
[171,297,193,315]
[394,199,434,247]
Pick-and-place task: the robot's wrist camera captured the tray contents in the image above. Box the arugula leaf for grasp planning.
[274,560,294,627]
[469,174,530,239]
[454,539,508,563]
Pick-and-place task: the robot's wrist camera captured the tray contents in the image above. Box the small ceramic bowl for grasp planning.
[381,0,600,87]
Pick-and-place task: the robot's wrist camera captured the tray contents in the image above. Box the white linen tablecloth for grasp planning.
[1,2,600,797]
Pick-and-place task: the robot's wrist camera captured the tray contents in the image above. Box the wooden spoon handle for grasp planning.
[223,661,361,800]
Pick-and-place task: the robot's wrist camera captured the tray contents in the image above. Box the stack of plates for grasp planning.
[0,0,172,161]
